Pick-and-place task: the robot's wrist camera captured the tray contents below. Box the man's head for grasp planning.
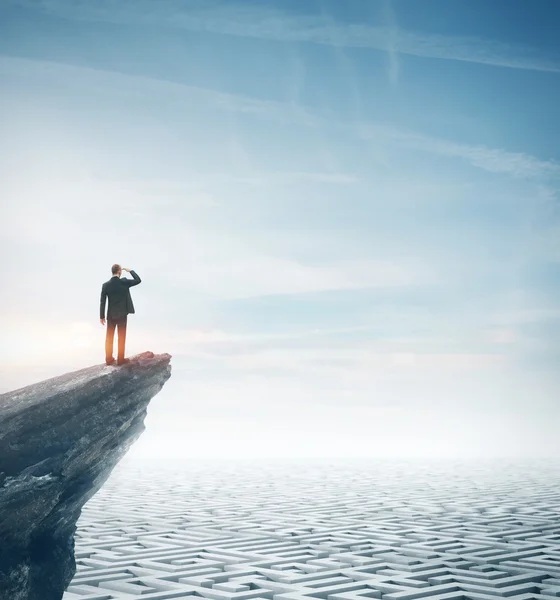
[111,263,122,277]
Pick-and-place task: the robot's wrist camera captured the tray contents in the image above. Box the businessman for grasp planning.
[100,264,142,365]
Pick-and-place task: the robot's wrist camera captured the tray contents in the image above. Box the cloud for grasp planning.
[209,346,506,379]
[356,123,560,180]
[0,54,320,127]
[486,328,517,344]
[223,172,361,186]
[381,0,400,86]
[164,255,437,299]
[8,0,560,73]
[1,55,557,184]
[0,127,434,303]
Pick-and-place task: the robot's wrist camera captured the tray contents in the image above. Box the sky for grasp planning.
[0,0,559,460]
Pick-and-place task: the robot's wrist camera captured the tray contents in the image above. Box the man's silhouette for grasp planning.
[100,264,141,366]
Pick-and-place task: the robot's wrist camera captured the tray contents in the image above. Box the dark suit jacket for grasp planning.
[100,271,141,319]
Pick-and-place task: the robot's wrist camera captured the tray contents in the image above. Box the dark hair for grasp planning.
[111,263,121,275]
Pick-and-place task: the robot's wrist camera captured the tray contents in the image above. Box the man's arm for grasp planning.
[122,268,141,287]
[100,283,107,324]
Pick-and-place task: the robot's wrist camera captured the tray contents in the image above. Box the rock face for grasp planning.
[0,351,172,600]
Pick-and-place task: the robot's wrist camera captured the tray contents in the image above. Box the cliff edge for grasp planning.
[0,351,172,600]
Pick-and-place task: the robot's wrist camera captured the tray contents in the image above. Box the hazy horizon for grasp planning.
[1,0,559,460]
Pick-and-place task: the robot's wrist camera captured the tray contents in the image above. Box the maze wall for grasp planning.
[64,459,560,600]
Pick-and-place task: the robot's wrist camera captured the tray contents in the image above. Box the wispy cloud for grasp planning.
[9,0,560,73]
[356,123,560,180]
[161,254,437,300]
[1,55,557,183]
[199,172,361,186]
[381,0,400,86]
[0,55,320,126]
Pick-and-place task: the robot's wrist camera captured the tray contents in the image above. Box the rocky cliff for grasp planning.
[0,351,172,600]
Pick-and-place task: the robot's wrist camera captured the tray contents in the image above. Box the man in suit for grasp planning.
[100,264,142,366]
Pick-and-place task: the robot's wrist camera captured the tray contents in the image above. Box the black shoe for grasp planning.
[106,357,115,365]
[116,358,130,366]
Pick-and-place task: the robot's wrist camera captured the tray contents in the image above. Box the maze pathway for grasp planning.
[64,459,560,600]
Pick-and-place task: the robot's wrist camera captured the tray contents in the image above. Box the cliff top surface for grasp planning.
[0,351,172,418]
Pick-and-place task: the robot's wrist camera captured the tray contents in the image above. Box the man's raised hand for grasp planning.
[123,267,131,272]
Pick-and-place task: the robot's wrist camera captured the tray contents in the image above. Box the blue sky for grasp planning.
[0,0,559,459]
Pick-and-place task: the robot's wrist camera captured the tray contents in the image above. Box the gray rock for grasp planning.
[0,351,172,600]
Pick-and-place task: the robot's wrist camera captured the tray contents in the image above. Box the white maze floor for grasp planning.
[64,458,560,600]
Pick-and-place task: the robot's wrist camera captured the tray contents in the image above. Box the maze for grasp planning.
[64,458,560,600]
